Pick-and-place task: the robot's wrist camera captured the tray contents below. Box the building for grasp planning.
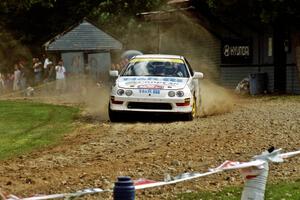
[44,19,122,81]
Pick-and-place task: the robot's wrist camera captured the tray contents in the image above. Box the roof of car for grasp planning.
[132,54,184,60]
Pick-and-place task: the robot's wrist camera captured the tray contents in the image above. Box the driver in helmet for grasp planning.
[171,64,184,77]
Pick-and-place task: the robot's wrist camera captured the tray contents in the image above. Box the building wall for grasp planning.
[220,30,300,94]
[61,52,85,74]
[61,51,112,81]
[221,66,274,92]
[287,65,300,94]
[88,52,111,81]
[292,37,300,94]
[156,14,300,94]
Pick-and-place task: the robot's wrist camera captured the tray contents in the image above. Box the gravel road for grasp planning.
[0,95,300,200]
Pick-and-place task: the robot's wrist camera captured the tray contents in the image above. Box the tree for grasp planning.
[196,0,300,25]
[0,0,166,71]
[88,0,166,49]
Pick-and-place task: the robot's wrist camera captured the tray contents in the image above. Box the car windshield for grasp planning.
[120,58,189,77]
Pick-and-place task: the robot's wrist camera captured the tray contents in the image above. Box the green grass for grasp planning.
[177,180,300,200]
[0,100,79,159]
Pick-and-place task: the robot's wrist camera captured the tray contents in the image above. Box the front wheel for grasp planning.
[182,96,196,121]
[108,105,121,122]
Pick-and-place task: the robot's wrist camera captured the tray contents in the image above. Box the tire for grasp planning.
[182,96,196,121]
[108,105,120,122]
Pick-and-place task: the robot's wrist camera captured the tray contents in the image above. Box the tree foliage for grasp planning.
[88,0,166,48]
[201,0,300,24]
[0,0,166,70]
[0,0,56,13]
[0,0,165,46]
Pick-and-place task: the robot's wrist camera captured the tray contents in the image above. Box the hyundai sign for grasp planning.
[221,39,252,64]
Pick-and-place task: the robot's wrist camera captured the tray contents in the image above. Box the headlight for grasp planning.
[176,91,184,97]
[117,89,125,96]
[125,90,133,96]
[168,91,175,97]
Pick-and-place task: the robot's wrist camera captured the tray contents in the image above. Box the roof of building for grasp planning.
[44,19,122,51]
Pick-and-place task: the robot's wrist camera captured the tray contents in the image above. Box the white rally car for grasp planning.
[108,54,203,121]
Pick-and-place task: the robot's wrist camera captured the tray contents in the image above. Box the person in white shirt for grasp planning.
[43,54,51,80]
[43,54,51,69]
[13,64,21,91]
[55,60,66,93]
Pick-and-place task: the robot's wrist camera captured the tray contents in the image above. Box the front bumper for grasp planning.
[109,96,193,113]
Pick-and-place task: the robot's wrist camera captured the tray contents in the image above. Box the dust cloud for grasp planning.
[0,75,110,121]
[200,79,235,116]
[46,76,110,121]
[153,13,236,116]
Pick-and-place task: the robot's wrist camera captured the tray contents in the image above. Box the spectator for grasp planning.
[4,73,13,92]
[47,61,56,81]
[43,54,51,80]
[0,72,4,95]
[55,60,66,93]
[18,60,28,91]
[115,63,122,71]
[13,64,21,91]
[32,57,42,84]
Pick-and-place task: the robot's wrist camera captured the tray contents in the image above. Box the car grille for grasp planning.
[127,102,172,110]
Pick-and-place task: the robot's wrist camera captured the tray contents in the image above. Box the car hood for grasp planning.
[117,76,189,90]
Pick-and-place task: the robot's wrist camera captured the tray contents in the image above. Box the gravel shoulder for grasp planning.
[0,96,300,199]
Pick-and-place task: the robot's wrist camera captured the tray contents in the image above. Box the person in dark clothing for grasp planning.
[32,57,43,85]
[47,61,56,81]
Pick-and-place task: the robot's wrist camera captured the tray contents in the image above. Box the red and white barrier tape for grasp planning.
[3,188,110,200]
[2,148,300,199]
[134,149,300,190]
[134,160,265,190]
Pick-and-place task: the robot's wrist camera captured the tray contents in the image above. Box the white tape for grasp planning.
[16,188,107,200]
[134,149,300,191]
[4,148,300,199]
[280,150,300,159]
[135,171,218,190]
[134,159,267,190]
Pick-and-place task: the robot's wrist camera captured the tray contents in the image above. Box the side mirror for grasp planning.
[109,70,119,77]
[193,72,204,79]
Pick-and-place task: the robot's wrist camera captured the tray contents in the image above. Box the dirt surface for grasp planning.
[1,95,300,200]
